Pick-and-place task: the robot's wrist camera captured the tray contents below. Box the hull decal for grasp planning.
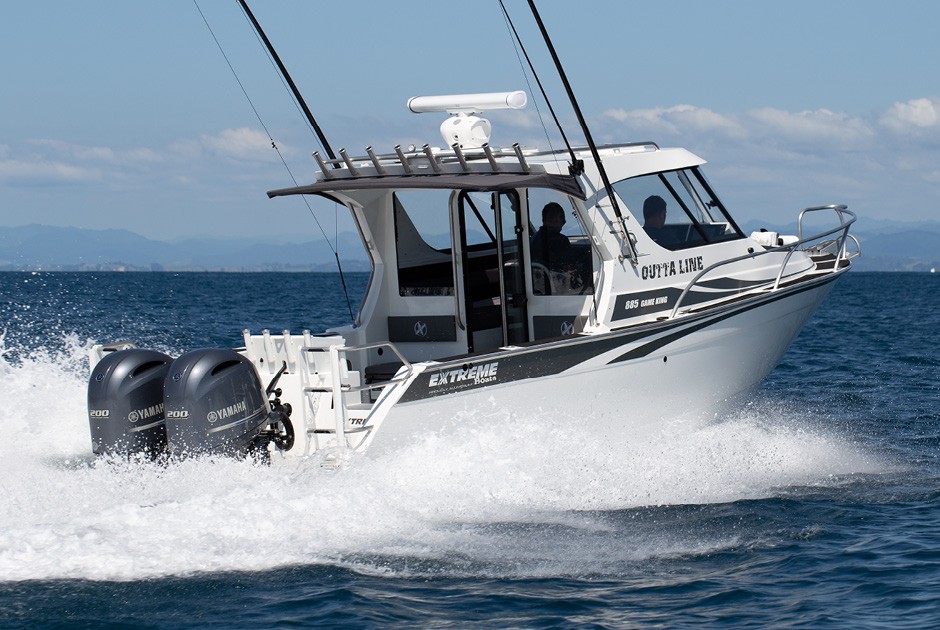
[397,272,842,404]
[612,286,744,321]
[609,271,840,364]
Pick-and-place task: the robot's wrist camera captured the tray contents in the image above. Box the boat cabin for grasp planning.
[269,140,751,380]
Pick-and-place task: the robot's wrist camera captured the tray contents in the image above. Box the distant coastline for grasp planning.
[0,222,937,273]
[0,263,370,273]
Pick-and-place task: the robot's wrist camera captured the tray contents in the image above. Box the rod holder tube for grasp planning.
[512,143,530,172]
[395,145,413,174]
[482,144,501,171]
[452,143,471,172]
[366,146,387,174]
[422,145,442,172]
[313,152,332,178]
[339,148,359,175]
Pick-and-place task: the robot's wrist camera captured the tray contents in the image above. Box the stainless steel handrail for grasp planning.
[669,205,856,319]
[846,233,862,258]
[798,204,852,240]
[336,341,414,392]
[303,341,415,394]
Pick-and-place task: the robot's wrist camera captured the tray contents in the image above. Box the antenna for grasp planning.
[525,0,638,264]
[408,91,527,149]
[237,0,337,162]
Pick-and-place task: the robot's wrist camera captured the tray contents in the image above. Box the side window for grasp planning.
[394,190,454,296]
[527,189,594,296]
[460,191,499,249]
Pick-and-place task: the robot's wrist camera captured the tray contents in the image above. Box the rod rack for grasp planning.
[314,142,549,178]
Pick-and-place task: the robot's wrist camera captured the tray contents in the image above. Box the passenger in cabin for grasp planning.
[530,202,571,272]
[642,195,668,245]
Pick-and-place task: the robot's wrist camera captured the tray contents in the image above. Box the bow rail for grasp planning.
[669,205,858,319]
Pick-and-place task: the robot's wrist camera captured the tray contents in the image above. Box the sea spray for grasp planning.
[0,333,883,581]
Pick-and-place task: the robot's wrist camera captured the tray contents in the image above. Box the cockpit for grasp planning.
[391,185,596,357]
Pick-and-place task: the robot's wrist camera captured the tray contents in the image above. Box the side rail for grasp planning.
[798,204,861,269]
[336,341,414,396]
[669,205,857,318]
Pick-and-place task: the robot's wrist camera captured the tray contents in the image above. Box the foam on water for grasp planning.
[0,336,885,582]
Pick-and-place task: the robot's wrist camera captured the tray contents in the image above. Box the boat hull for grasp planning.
[362,270,841,454]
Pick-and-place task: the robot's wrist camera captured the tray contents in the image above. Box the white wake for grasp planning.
[0,335,883,581]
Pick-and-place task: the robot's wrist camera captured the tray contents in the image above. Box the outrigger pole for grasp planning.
[525,0,638,264]
[233,1,354,320]
[237,0,337,163]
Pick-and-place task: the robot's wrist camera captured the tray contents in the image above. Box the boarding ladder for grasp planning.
[298,341,413,453]
[241,330,415,454]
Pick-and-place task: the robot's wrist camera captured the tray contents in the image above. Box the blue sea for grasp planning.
[0,271,937,628]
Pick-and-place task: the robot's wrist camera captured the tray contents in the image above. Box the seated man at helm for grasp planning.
[531,202,590,295]
[530,202,571,271]
[642,195,668,245]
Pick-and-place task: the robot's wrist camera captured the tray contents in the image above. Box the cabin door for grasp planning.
[457,190,529,354]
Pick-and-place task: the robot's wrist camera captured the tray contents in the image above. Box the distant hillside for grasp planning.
[0,224,369,272]
[0,221,936,272]
[739,218,940,272]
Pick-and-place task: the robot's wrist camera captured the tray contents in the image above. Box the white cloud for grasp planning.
[125,148,163,162]
[168,138,203,159]
[0,158,100,185]
[604,104,745,139]
[28,139,163,164]
[198,127,277,161]
[603,104,874,149]
[3,104,938,231]
[491,108,544,131]
[53,141,113,162]
[595,99,940,224]
[746,108,873,146]
[880,97,940,133]
[0,127,293,202]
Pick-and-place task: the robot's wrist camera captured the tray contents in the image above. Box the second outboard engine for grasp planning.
[163,349,276,458]
[88,349,173,458]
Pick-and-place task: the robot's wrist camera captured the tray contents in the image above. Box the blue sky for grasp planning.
[1,1,938,241]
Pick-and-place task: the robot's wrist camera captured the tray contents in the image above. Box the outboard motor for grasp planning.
[88,349,173,458]
[163,349,292,458]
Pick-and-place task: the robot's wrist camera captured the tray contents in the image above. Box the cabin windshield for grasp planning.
[613,167,744,250]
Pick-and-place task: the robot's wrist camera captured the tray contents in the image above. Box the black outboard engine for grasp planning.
[88,349,173,458]
[163,349,285,458]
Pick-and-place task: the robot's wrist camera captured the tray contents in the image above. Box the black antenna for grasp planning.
[525,0,638,263]
[498,0,579,174]
[237,0,337,162]
[210,1,353,320]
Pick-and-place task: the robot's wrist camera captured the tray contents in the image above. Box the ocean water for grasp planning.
[0,271,937,627]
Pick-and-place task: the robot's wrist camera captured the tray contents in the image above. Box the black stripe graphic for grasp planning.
[396,270,843,403]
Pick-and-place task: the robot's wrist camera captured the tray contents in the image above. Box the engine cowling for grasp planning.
[163,349,272,457]
[87,349,173,458]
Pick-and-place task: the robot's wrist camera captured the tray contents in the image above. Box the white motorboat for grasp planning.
[86,5,859,462]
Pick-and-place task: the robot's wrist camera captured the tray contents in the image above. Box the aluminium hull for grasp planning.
[361,270,842,454]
